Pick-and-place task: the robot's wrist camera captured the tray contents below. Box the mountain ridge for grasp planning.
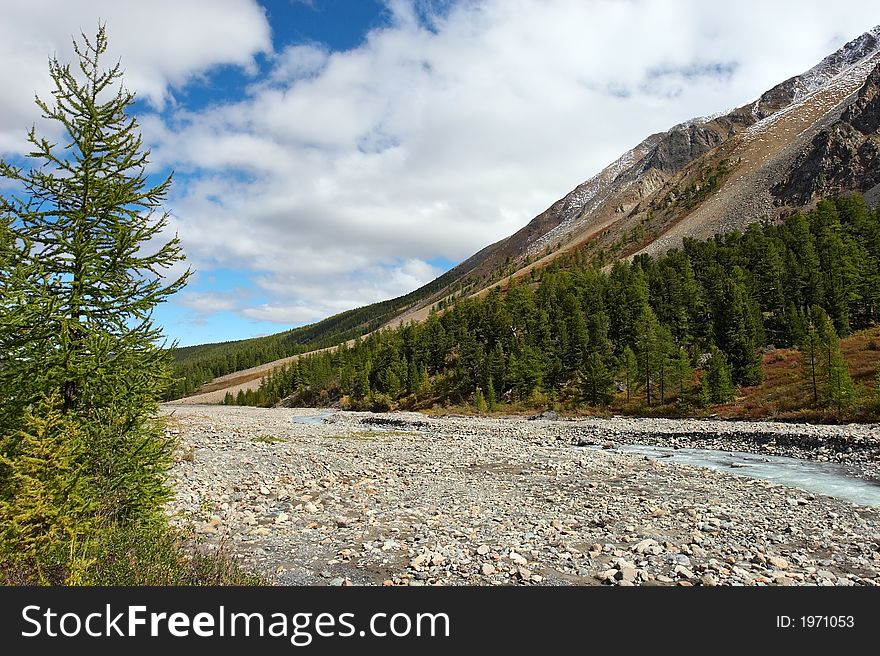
[173,26,880,401]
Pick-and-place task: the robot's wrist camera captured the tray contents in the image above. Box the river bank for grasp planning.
[162,405,880,586]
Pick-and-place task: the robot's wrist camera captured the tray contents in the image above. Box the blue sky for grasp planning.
[1,1,879,346]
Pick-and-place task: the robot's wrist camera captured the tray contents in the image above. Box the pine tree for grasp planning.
[655,325,676,404]
[579,352,614,406]
[633,305,660,406]
[826,347,854,417]
[0,26,189,521]
[813,311,853,416]
[703,348,734,404]
[671,349,693,405]
[474,387,488,413]
[486,377,497,410]
[799,318,823,405]
[714,268,764,386]
[620,345,639,404]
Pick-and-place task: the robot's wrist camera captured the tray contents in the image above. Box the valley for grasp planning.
[164,405,880,586]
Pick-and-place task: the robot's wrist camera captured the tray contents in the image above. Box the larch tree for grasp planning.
[0,25,189,521]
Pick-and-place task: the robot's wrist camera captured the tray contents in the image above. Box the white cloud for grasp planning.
[177,291,242,315]
[0,0,270,152]
[3,0,880,335]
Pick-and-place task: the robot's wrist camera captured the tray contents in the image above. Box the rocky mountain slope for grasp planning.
[178,26,880,400]
[380,26,880,329]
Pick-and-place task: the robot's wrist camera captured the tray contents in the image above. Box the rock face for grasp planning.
[773,62,880,206]
[384,25,880,326]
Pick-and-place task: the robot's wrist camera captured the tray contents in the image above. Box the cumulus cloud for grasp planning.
[0,0,270,153]
[2,0,879,338]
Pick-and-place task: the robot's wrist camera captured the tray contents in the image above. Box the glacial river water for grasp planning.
[292,412,880,506]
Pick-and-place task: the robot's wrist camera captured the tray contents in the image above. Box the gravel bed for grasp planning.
[162,405,880,587]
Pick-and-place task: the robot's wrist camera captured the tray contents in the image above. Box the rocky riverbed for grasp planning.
[162,405,880,586]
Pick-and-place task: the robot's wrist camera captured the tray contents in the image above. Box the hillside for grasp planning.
[174,26,880,402]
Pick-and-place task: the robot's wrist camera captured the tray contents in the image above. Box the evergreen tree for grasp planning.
[620,345,639,404]
[671,349,693,406]
[655,325,676,404]
[825,346,854,417]
[474,387,488,413]
[714,268,764,386]
[633,305,660,406]
[0,396,96,583]
[0,26,188,521]
[579,352,614,406]
[486,377,497,410]
[812,310,853,415]
[703,348,735,404]
[799,316,823,405]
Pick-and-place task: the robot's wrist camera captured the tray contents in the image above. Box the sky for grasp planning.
[1,0,879,346]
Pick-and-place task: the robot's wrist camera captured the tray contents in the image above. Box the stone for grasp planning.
[517,567,533,581]
[767,556,789,570]
[632,538,662,555]
[673,565,695,579]
[667,554,691,567]
[617,566,638,582]
[410,554,428,568]
[275,512,289,524]
[476,545,491,556]
[597,568,619,582]
[481,563,496,576]
[509,551,528,566]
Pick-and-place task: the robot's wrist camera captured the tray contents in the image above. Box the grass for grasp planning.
[1,519,263,586]
[715,325,880,422]
[420,326,880,424]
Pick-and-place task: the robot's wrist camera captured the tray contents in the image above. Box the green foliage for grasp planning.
[670,349,693,406]
[0,27,188,425]
[579,352,614,406]
[619,346,640,404]
[79,519,262,586]
[799,306,855,414]
[874,367,880,408]
[0,26,254,586]
[486,378,497,410]
[702,348,735,404]
[0,396,96,584]
[236,194,880,420]
[474,387,488,413]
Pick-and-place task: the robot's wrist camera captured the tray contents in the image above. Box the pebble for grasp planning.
[162,405,880,587]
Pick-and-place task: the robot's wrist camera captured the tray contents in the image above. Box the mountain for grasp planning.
[173,26,880,401]
[387,25,880,321]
